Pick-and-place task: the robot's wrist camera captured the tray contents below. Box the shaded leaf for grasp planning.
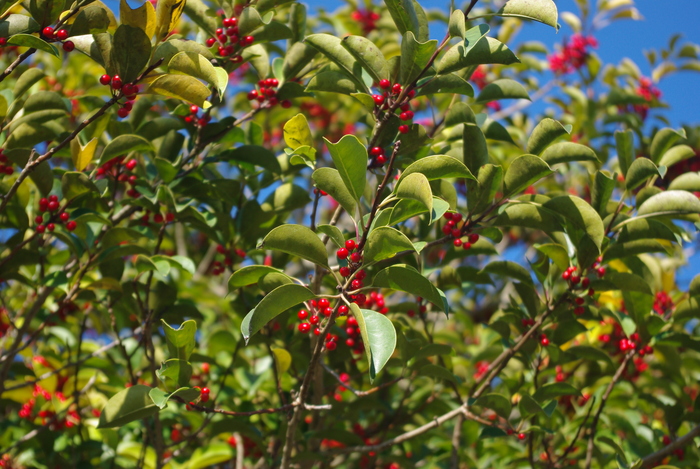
[312,167,357,216]
[527,118,570,155]
[476,78,530,103]
[260,224,329,268]
[540,142,598,166]
[324,134,368,204]
[97,385,159,428]
[503,154,553,196]
[372,264,448,313]
[241,284,315,342]
[437,37,519,74]
[364,226,415,265]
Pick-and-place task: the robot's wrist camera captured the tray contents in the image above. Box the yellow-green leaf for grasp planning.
[154,0,185,42]
[120,0,156,39]
[168,51,226,94]
[148,74,211,108]
[283,114,312,150]
[70,137,98,171]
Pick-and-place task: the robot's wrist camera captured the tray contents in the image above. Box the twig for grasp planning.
[554,397,596,467]
[639,425,700,468]
[171,396,330,416]
[0,48,36,84]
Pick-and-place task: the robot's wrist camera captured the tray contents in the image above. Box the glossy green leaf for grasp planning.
[148,387,200,410]
[283,42,319,80]
[591,272,652,295]
[668,172,700,192]
[467,164,502,214]
[384,0,424,41]
[481,260,533,285]
[417,73,474,96]
[591,170,615,217]
[605,239,669,261]
[494,203,563,235]
[496,0,559,30]
[399,155,474,185]
[306,70,359,95]
[364,226,415,265]
[617,218,677,243]
[674,297,700,320]
[532,382,581,403]
[615,129,634,177]
[372,264,448,313]
[260,224,329,268]
[463,24,490,57]
[503,154,553,196]
[161,319,197,360]
[324,134,368,204]
[168,51,226,94]
[97,385,159,428]
[527,118,570,155]
[474,393,511,419]
[540,142,598,166]
[463,123,489,176]
[437,37,519,74]
[400,32,437,85]
[650,127,686,164]
[153,38,214,66]
[238,5,263,35]
[61,172,99,201]
[100,134,154,164]
[395,172,432,216]
[0,15,40,37]
[543,195,605,249]
[156,358,192,389]
[535,243,570,271]
[7,34,58,56]
[342,35,389,82]
[626,158,661,191]
[312,167,357,215]
[519,394,544,418]
[350,304,397,382]
[567,345,614,367]
[241,284,315,342]
[476,78,529,103]
[304,34,367,91]
[637,190,700,219]
[448,9,465,39]
[148,74,211,109]
[217,145,281,174]
[658,144,695,169]
[112,25,151,83]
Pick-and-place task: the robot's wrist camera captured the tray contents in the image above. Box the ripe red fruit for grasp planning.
[518,433,526,440]
[36,224,46,233]
[99,74,111,85]
[62,41,74,52]
[339,266,351,277]
[47,200,59,211]
[111,75,123,90]
[375,155,386,165]
[49,195,59,202]
[240,35,254,46]
[392,83,402,94]
[35,215,43,224]
[125,159,137,171]
[378,79,391,89]
[345,239,356,251]
[399,111,414,121]
[355,270,366,280]
[370,147,384,156]
[247,90,258,100]
[56,29,69,41]
[570,275,581,284]
[574,297,585,305]
[297,309,308,320]
[281,100,292,108]
[0,38,6,46]
[468,234,479,244]
[338,305,348,315]
[597,267,606,277]
[326,341,337,351]
[47,223,55,231]
[122,84,137,96]
[117,107,129,118]
[453,239,462,247]
[298,323,310,333]
[336,248,349,259]
[318,298,330,308]
[39,198,49,211]
[574,306,585,315]
[562,270,571,280]
[153,214,164,223]
[206,37,216,47]
[165,213,175,222]
[398,124,410,134]
[462,242,472,250]
[42,26,54,39]
[309,315,320,325]
[372,94,385,105]
[350,252,362,263]
[65,221,77,231]
[540,335,549,346]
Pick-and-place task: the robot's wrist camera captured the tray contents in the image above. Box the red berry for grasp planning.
[309,315,320,325]
[399,111,413,121]
[36,224,46,233]
[392,83,402,94]
[166,212,175,222]
[351,279,362,289]
[99,74,111,85]
[562,271,571,280]
[122,84,137,96]
[540,336,549,347]
[345,239,356,251]
[206,37,216,47]
[42,27,54,39]
[350,252,362,263]
[355,270,366,280]
[468,234,479,244]
[378,79,391,89]
[47,223,55,231]
[153,214,164,223]
[338,305,348,315]
[571,275,581,284]
[372,94,385,105]
[345,338,355,347]
[318,298,330,309]
[62,41,74,52]
[298,323,310,333]
[453,239,462,247]
[111,75,122,90]
[597,267,606,277]
[297,309,309,320]
[326,341,337,351]
[337,247,349,259]
[216,28,223,35]
[247,90,258,100]
[65,221,77,231]
[462,242,472,250]
[375,155,386,165]
[117,107,129,118]
[49,195,58,202]
[281,100,292,108]
[125,159,137,171]
[518,433,526,440]
[35,215,43,224]
[339,266,351,277]
[398,124,410,134]
[574,297,585,305]
[47,200,59,211]
[0,38,6,46]
[370,147,384,156]
[574,306,585,315]
[39,198,49,211]
[581,277,590,288]
[123,101,133,111]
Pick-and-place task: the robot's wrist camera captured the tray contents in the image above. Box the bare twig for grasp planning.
[639,425,700,468]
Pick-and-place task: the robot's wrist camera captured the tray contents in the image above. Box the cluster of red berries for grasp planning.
[653,291,674,315]
[205,15,253,61]
[473,360,490,380]
[351,8,380,34]
[0,148,14,176]
[337,239,367,287]
[296,298,344,333]
[661,435,685,461]
[193,386,210,402]
[139,210,175,225]
[181,104,211,127]
[41,27,74,52]
[96,155,141,198]
[441,212,480,250]
[211,244,246,276]
[371,79,416,134]
[632,77,662,120]
[35,195,75,233]
[0,454,13,468]
[18,379,83,430]
[246,78,292,109]
[98,74,139,118]
[54,300,79,322]
[548,33,598,75]
[226,434,260,458]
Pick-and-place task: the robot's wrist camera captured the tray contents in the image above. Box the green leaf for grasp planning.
[658,144,695,169]
[535,243,570,271]
[238,5,263,35]
[637,190,700,219]
[496,0,559,30]
[271,347,292,375]
[283,113,312,150]
[161,319,197,360]
[400,32,437,85]
[493,203,563,233]
[395,172,433,218]
[476,78,530,103]
[597,436,628,465]
[384,0,424,41]
[448,9,465,39]
[7,34,58,56]
[591,171,615,217]
[669,172,700,192]
[217,145,281,174]
[591,272,652,295]
[341,35,390,82]
[463,24,490,56]
[283,42,318,80]
[312,167,357,216]
[474,393,512,419]
[399,155,475,184]
[0,15,40,37]
[97,385,159,428]
[532,382,581,403]
[466,164,502,214]
[168,51,226,94]
[437,37,519,74]
[675,297,700,320]
[61,172,99,201]
[153,38,214,66]
[463,123,489,176]
[372,264,448,313]
[540,142,598,166]
[324,134,368,204]
[419,364,458,383]
[567,345,614,367]
[156,358,192,389]
[350,304,397,382]
[480,260,533,285]
[364,226,415,265]
[615,129,634,177]
[260,224,329,268]
[112,25,151,83]
[304,34,367,91]
[148,74,211,109]
[519,394,544,418]
[650,127,686,164]
[148,387,200,410]
[241,284,315,342]
[527,118,570,155]
[417,73,474,96]
[503,155,553,196]
[306,70,359,95]
[100,134,154,164]
[249,21,293,44]
[617,218,677,243]
[625,158,661,191]
[543,195,605,250]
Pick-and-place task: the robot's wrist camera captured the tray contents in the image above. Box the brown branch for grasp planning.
[554,397,596,467]
[639,425,700,468]
[0,48,36,84]
[171,396,330,416]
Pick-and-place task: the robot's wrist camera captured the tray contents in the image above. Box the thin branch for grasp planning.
[639,425,700,468]
[0,48,36,84]
[171,396,330,416]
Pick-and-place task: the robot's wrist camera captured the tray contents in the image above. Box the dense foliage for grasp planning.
[1,0,700,468]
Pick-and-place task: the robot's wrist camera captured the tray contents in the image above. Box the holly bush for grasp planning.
[1,0,700,467]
